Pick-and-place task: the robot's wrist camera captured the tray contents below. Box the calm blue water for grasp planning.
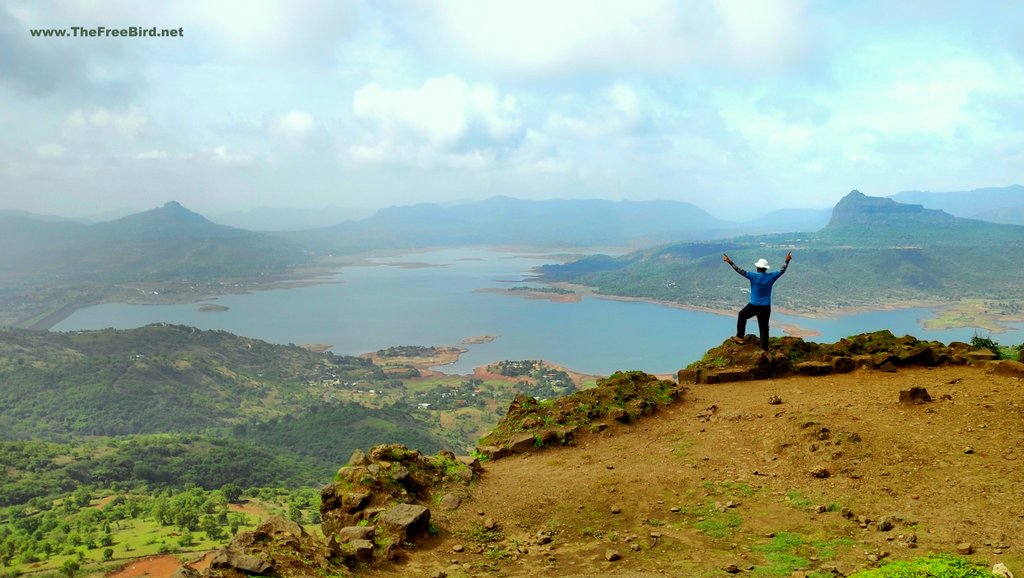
[51,248,1020,375]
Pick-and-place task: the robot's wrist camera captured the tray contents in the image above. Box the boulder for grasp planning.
[967,349,998,363]
[899,345,941,367]
[170,566,200,578]
[336,525,375,543]
[830,356,856,374]
[509,432,540,454]
[899,387,932,404]
[439,493,462,511]
[476,445,512,460]
[210,548,273,575]
[380,503,431,542]
[349,539,375,563]
[349,448,371,466]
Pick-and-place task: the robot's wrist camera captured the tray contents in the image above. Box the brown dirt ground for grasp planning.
[364,364,1024,577]
[106,556,183,578]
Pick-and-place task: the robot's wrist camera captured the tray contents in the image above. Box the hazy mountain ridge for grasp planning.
[891,184,1024,225]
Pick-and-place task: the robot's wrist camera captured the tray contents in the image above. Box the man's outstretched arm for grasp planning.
[778,251,792,275]
[722,254,746,276]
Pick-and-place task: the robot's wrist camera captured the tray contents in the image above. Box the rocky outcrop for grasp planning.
[680,331,976,385]
[178,444,481,578]
[476,371,682,459]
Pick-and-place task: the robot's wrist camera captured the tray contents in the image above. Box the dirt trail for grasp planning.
[373,364,1023,577]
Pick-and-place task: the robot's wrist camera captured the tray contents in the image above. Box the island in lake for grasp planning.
[461,335,498,345]
[476,286,581,303]
[197,304,230,312]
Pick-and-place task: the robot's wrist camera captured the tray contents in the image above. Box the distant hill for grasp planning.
[740,207,832,233]
[891,184,1024,225]
[286,196,741,251]
[541,190,1024,315]
[212,205,375,231]
[0,202,312,327]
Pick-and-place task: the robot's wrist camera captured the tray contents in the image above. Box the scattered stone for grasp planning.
[608,407,630,422]
[879,362,898,373]
[810,467,831,479]
[965,447,975,455]
[899,387,932,404]
[591,422,609,433]
[795,361,832,376]
[723,564,740,574]
[429,570,448,578]
[452,544,464,553]
[768,395,783,405]
[993,562,1014,578]
[814,504,828,514]
[988,360,1024,378]
[830,356,856,374]
[957,542,973,555]
[509,432,541,454]
[611,505,622,514]
[483,517,498,530]
[877,516,895,532]
[536,531,552,545]
[670,507,681,513]
[605,550,622,562]
[439,493,462,511]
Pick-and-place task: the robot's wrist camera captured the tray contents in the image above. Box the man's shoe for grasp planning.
[729,336,745,345]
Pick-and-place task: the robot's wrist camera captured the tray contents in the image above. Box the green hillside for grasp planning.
[0,325,451,504]
[541,191,1024,318]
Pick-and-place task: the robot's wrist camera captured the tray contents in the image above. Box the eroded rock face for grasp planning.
[380,503,431,542]
[685,331,977,384]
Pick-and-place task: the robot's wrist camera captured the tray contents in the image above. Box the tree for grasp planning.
[102,549,113,561]
[60,559,80,578]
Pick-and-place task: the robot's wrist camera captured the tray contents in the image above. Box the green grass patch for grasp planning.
[849,554,994,577]
[751,532,857,577]
[785,491,815,509]
[454,523,504,543]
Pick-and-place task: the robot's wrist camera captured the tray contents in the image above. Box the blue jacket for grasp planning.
[744,270,784,305]
[730,261,789,305]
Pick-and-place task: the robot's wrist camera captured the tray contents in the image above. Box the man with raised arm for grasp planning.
[722,252,792,351]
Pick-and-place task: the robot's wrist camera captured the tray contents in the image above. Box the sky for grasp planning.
[1,0,1022,220]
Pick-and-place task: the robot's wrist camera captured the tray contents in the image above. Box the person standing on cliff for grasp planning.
[722,252,792,351]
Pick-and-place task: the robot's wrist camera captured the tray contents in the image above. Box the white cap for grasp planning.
[754,258,770,270]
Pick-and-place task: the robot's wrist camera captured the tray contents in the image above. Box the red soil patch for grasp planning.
[90,495,117,509]
[106,555,181,578]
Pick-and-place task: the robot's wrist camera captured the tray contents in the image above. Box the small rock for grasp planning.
[993,562,1014,578]
[814,504,828,514]
[605,550,622,562]
[429,570,448,578]
[810,467,831,478]
[723,563,740,574]
[452,544,464,553]
[439,493,462,511]
[483,517,497,530]
[630,543,642,552]
[670,507,681,513]
[877,516,895,532]
[879,361,898,373]
[840,507,853,519]
[611,506,622,514]
[964,447,975,454]
[768,395,783,405]
[957,542,973,555]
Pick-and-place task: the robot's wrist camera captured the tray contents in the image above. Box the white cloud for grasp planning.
[348,75,522,166]
[34,143,66,158]
[275,110,315,139]
[546,84,645,138]
[64,107,148,138]
[202,145,256,167]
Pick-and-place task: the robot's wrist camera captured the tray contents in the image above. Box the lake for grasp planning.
[52,247,1020,376]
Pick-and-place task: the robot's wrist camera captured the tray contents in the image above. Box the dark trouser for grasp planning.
[737,303,772,350]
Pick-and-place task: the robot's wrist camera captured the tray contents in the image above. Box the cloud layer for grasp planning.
[1,0,1022,218]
